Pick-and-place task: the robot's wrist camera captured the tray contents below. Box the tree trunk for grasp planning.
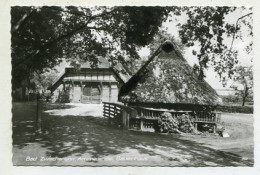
[242,87,249,106]
[36,94,42,133]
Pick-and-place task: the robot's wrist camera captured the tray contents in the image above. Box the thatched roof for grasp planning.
[119,41,221,105]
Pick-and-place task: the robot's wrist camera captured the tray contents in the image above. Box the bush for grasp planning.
[58,91,70,103]
[157,112,197,134]
[158,112,180,133]
[216,105,253,113]
[176,114,196,133]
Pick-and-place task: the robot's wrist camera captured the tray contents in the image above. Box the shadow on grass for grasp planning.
[12,102,253,166]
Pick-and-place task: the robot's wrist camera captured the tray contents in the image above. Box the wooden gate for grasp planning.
[82,85,101,104]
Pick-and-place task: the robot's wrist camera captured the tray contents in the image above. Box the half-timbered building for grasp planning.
[48,57,130,103]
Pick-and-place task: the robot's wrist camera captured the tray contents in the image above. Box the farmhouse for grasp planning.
[48,57,130,103]
[119,41,221,108]
[104,40,222,132]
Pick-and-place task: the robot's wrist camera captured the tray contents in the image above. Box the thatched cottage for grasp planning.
[118,41,221,111]
[101,41,222,133]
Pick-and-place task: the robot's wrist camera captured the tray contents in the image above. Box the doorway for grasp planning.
[82,84,101,103]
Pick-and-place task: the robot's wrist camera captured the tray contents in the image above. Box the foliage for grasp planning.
[158,112,180,133]
[176,114,196,133]
[11,6,253,90]
[216,105,253,114]
[11,6,171,90]
[220,94,240,105]
[57,91,70,103]
[157,112,196,134]
[176,7,253,83]
[230,66,253,106]
[31,70,57,93]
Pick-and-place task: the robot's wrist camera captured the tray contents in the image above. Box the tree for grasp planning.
[230,66,253,106]
[11,6,253,92]
[31,70,58,94]
[176,7,253,84]
[11,6,171,90]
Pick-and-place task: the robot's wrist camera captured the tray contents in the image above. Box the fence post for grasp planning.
[122,110,128,129]
[108,104,111,125]
[140,119,144,131]
[213,124,216,133]
[194,123,198,130]
[126,113,130,129]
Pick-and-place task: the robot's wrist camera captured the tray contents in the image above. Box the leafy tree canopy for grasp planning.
[230,66,253,106]
[11,6,171,89]
[11,6,253,90]
[176,7,252,83]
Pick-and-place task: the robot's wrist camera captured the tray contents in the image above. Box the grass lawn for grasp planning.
[179,113,254,162]
[12,102,254,166]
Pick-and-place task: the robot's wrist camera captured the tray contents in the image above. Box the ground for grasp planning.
[12,102,254,166]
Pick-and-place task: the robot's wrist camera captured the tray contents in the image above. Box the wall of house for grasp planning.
[64,69,117,82]
[51,69,122,103]
[110,84,119,102]
[101,83,118,103]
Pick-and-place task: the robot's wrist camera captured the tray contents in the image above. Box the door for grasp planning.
[82,84,101,103]
[72,86,82,103]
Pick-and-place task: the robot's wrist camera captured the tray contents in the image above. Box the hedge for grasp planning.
[216,105,253,114]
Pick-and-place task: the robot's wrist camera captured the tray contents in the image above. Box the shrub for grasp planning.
[176,114,196,133]
[158,112,180,133]
[58,91,70,103]
[157,112,197,134]
[216,105,253,113]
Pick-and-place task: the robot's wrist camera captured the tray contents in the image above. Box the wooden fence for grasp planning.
[194,111,221,123]
[103,102,137,128]
[103,102,221,133]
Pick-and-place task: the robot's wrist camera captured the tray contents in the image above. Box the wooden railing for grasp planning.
[193,111,221,123]
[103,102,221,132]
[129,118,158,132]
[134,107,162,119]
[103,102,137,128]
[133,106,221,123]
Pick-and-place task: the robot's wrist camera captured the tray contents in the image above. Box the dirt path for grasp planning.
[12,102,253,166]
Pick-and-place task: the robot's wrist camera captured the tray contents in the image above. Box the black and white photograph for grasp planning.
[9,5,255,168]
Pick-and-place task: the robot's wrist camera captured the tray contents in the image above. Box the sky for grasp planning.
[138,7,253,90]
